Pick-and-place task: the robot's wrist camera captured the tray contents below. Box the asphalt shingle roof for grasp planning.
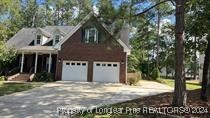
[6,26,75,49]
[6,28,37,49]
[6,22,130,50]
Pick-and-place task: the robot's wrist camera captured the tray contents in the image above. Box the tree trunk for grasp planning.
[200,35,210,101]
[172,0,187,107]
[166,66,168,79]
[147,50,150,75]
[156,0,160,68]
[32,14,36,27]
[194,36,197,80]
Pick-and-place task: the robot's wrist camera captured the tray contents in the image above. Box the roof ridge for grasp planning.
[44,25,75,27]
[37,28,51,37]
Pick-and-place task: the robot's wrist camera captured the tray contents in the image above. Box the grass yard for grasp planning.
[156,78,201,90]
[0,81,43,96]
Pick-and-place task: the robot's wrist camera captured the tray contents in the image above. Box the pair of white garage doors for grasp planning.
[62,61,120,83]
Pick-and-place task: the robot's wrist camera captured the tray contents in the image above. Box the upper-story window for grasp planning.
[84,27,98,43]
[36,35,41,45]
[54,35,60,45]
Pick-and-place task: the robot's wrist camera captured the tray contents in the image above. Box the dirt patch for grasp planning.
[118,88,210,117]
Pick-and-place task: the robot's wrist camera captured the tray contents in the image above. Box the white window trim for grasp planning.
[85,27,98,43]
[36,35,42,45]
[53,35,60,45]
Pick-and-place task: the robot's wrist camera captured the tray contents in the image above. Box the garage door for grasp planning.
[62,61,88,81]
[93,62,120,83]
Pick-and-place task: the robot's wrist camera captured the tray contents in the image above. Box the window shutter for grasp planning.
[98,31,101,43]
[81,28,85,43]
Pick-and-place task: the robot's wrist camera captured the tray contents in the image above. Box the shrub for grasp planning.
[151,68,160,80]
[0,76,5,81]
[33,71,53,82]
[128,54,140,73]
[127,71,141,85]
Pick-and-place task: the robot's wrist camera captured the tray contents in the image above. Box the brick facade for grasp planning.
[55,26,127,83]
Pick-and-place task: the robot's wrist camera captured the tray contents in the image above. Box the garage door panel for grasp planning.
[93,62,120,83]
[62,61,88,81]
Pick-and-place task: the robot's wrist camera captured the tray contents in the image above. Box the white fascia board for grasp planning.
[117,39,131,55]
[54,14,92,50]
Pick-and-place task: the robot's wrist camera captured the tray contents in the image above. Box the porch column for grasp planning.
[48,53,52,73]
[20,52,24,73]
[34,52,38,73]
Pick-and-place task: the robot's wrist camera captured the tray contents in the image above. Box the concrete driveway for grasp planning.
[0,80,173,118]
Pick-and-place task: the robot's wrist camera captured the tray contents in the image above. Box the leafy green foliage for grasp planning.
[0,76,5,81]
[0,41,16,75]
[33,71,53,82]
[128,54,140,72]
[151,68,160,80]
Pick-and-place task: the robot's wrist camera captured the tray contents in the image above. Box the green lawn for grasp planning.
[0,81,43,96]
[156,78,201,90]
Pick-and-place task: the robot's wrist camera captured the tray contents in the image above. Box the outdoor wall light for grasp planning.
[58,58,61,63]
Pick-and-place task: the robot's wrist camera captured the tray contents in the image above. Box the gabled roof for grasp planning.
[43,26,74,34]
[6,26,75,49]
[51,27,66,36]
[6,28,37,49]
[54,13,131,54]
[54,14,93,49]
[37,28,51,37]
[6,13,130,54]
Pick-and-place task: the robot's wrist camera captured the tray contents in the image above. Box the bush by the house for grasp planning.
[151,68,160,80]
[33,71,53,82]
[127,71,141,85]
[128,54,140,72]
[0,76,5,81]
[142,73,153,80]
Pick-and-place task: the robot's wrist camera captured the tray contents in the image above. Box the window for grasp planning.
[66,62,70,65]
[36,35,41,45]
[96,63,100,66]
[107,64,112,67]
[102,64,106,66]
[71,63,75,66]
[113,64,117,67]
[82,63,86,66]
[54,35,60,45]
[77,63,81,66]
[37,39,41,45]
[55,39,59,44]
[84,27,98,43]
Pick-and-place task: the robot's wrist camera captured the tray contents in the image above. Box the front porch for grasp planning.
[18,53,57,74]
[18,46,57,75]
[9,46,58,80]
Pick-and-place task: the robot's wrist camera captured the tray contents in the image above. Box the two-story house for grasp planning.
[6,14,130,83]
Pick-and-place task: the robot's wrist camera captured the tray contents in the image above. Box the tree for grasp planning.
[172,0,187,107]
[0,41,16,75]
[21,0,39,27]
[135,0,187,107]
[201,36,210,100]
[186,0,210,100]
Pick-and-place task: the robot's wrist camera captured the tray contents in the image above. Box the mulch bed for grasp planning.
[118,88,210,117]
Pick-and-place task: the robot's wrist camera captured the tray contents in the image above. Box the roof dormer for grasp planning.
[34,28,51,45]
[52,28,65,46]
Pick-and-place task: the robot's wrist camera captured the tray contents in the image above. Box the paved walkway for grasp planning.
[0,80,173,118]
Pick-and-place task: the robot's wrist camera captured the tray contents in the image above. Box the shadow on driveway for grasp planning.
[0,80,173,117]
